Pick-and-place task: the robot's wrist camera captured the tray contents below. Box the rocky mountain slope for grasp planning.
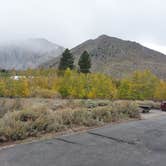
[0,38,64,70]
[43,35,166,78]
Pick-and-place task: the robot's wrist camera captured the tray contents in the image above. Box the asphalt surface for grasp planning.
[1,116,166,166]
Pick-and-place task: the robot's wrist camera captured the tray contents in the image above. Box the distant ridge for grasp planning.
[42,35,166,78]
[0,38,64,70]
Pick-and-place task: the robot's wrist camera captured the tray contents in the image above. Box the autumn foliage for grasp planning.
[118,70,159,100]
[0,69,166,100]
[59,69,117,99]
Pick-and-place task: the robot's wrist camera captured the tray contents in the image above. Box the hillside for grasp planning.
[0,38,64,70]
[42,35,166,78]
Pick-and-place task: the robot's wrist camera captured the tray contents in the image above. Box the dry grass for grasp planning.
[0,99,140,143]
[135,100,161,109]
[31,89,60,99]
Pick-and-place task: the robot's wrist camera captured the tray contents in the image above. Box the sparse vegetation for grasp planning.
[0,99,140,143]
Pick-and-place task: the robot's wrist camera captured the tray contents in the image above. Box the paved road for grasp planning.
[1,116,166,166]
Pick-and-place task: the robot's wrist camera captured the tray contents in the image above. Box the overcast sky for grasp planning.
[0,0,166,53]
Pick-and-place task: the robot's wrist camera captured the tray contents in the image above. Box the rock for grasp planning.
[0,135,7,142]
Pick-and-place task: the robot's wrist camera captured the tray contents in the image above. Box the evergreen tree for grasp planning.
[78,51,91,73]
[58,49,74,70]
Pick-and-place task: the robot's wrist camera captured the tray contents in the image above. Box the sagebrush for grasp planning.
[0,101,140,142]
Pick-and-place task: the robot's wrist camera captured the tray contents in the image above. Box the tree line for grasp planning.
[0,68,166,100]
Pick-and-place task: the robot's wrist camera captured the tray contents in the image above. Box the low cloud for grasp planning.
[0,0,165,53]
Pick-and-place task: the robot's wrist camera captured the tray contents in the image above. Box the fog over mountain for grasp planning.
[0,39,64,70]
[0,0,166,54]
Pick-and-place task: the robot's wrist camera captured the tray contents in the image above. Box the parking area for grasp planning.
[141,109,166,120]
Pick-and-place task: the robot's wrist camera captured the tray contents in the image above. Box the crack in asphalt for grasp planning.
[88,132,137,145]
[55,131,138,146]
[56,138,82,145]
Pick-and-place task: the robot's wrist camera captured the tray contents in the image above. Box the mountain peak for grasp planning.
[69,35,166,78]
[97,34,110,39]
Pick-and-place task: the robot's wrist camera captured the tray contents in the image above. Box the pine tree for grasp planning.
[78,51,91,73]
[58,49,74,70]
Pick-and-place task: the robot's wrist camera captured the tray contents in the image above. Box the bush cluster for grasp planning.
[0,102,139,142]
